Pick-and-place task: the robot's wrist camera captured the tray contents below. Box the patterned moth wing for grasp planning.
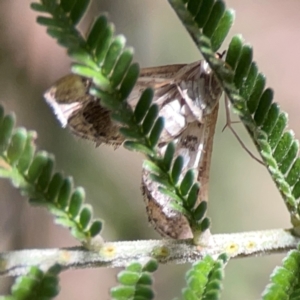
[141,61,222,239]
[142,105,219,239]
[44,61,215,147]
[44,74,123,147]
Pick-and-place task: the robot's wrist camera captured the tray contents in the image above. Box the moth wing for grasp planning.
[142,103,219,239]
[128,63,195,142]
[129,63,187,106]
[67,100,123,147]
[44,74,123,147]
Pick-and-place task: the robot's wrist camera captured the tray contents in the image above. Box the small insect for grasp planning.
[44,59,223,239]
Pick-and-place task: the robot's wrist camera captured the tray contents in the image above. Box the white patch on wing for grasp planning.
[160,99,186,137]
[44,92,82,127]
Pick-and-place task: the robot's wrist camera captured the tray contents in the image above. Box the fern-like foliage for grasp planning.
[178,254,228,300]
[110,259,158,300]
[31,0,212,238]
[2,0,300,299]
[1,265,61,300]
[169,0,300,228]
[0,105,102,248]
[262,244,300,299]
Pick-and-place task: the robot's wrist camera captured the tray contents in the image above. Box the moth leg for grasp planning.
[222,96,240,132]
[223,96,264,165]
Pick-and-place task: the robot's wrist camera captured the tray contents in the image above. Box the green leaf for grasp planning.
[247,73,266,114]
[194,0,214,29]
[110,286,134,298]
[292,180,300,199]
[79,205,92,230]
[95,23,114,64]
[30,3,48,13]
[61,0,76,12]
[27,152,49,183]
[57,177,73,209]
[254,88,273,126]
[149,117,164,148]
[89,219,102,237]
[143,259,158,272]
[159,186,183,204]
[225,35,243,70]
[211,9,235,51]
[87,15,107,50]
[240,62,258,100]
[0,113,15,152]
[37,16,63,28]
[261,103,279,135]
[37,155,54,191]
[102,35,126,77]
[142,105,159,135]
[54,31,81,49]
[169,201,190,217]
[55,216,76,228]
[7,128,27,165]
[69,0,90,25]
[119,127,143,140]
[193,201,207,221]
[286,158,300,187]
[203,1,225,40]
[118,271,140,285]
[273,131,294,164]
[123,141,155,156]
[182,288,198,300]
[94,90,121,110]
[268,112,287,149]
[134,88,154,124]
[71,64,110,90]
[119,63,140,101]
[143,160,163,175]
[17,132,36,173]
[279,141,298,175]
[171,156,184,185]
[132,285,154,298]
[47,172,64,202]
[187,0,202,16]
[137,273,153,285]
[68,47,99,69]
[200,217,210,231]
[180,169,195,196]
[110,48,134,88]
[186,182,200,209]
[234,45,252,89]
[126,262,143,273]
[163,142,175,171]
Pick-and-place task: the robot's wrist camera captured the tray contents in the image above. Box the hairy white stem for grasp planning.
[1,228,298,277]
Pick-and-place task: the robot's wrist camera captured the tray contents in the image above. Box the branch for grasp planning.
[1,228,298,277]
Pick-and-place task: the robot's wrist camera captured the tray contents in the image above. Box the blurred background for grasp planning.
[0,1,299,299]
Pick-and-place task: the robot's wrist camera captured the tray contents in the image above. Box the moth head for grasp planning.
[44,74,91,127]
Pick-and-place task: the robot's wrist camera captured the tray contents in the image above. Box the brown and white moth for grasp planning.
[44,59,223,239]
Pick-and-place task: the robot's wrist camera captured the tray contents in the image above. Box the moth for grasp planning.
[44,59,223,239]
